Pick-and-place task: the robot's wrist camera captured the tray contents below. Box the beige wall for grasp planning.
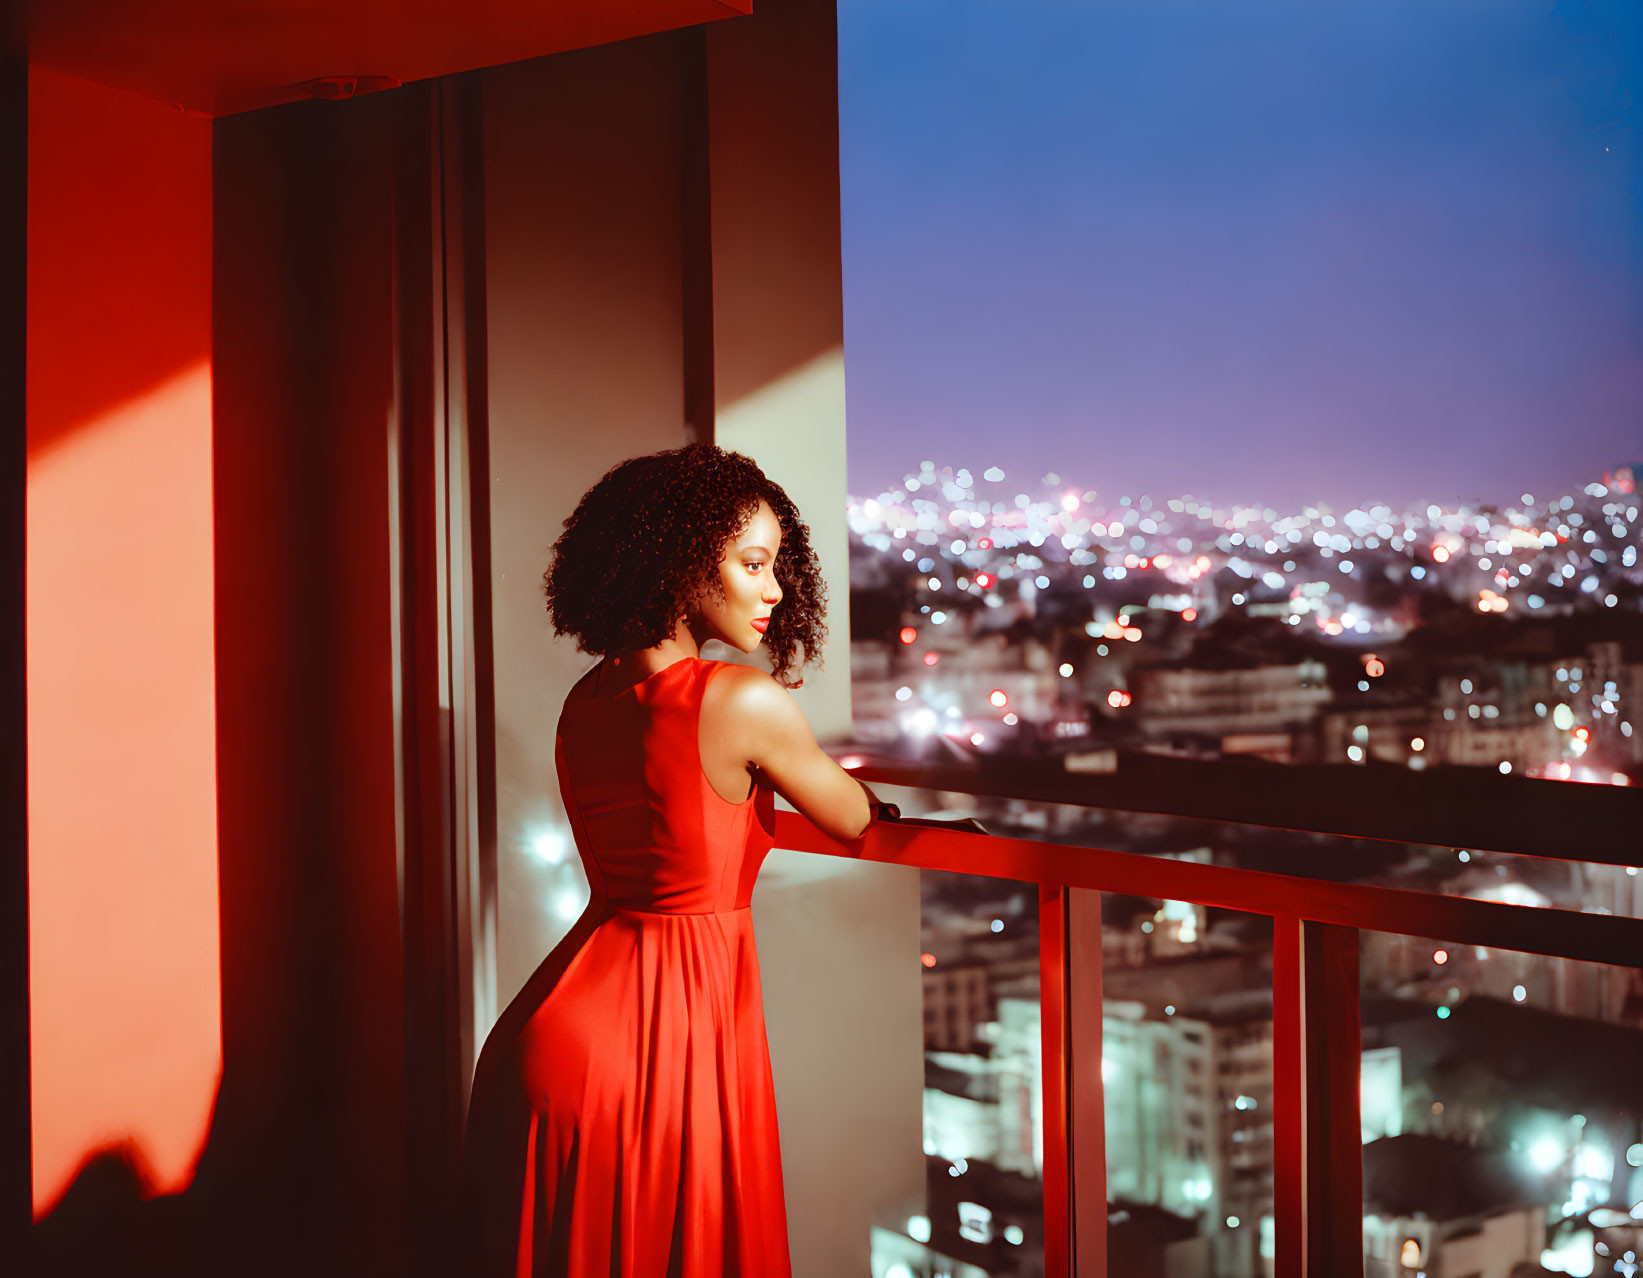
[482,33,694,998]
[480,6,923,1274]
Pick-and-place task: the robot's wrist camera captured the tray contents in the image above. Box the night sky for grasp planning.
[838,0,1641,511]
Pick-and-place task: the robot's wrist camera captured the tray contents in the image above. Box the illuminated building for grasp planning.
[1428,669,1560,773]
[1358,1047,1404,1144]
[1564,640,1643,768]
[1107,1203,1211,1276]
[1362,920,1643,1026]
[988,992,1046,1180]
[1102,991,1275,1278]
[1365,993,1643,1239]
[853,632,1075,751]
[923,963,994,1052]
[1320,703,1433,767]
[923,1053,1004,1170]
[922,990,1043,1183]
[1361,1135,1547,1278]
[1127,661,1333,746]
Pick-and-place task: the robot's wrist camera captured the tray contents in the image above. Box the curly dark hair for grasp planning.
[542,443,828,688]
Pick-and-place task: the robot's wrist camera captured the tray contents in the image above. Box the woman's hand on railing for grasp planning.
[870,807,989,836]
[852,780,899,827]
[851,779,988,835]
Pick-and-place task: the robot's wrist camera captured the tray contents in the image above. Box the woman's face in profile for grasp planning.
[699,499,784,653]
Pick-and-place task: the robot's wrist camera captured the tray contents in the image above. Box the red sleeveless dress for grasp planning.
[458,656,792,1277]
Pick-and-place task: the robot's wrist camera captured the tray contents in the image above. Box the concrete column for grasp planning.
[707,4,926,1273]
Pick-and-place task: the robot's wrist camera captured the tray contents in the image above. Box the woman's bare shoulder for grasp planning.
[706,661,787,705]
[705,661,809,746]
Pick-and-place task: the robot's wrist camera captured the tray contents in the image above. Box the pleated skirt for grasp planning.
[459,905,792,1278]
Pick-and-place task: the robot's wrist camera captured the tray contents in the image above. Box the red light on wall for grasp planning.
[27,70,219,1220]
[923,652,939,666]
[978,538,992,549]
[1574,726,1590,742]
[1432,545,1451,563]
[988,690,1008,708]
[899,626,917,645]
[975,572,992,588]
[1181,607,1197,622]
[920,953,937,968]
[1107,690,1132,708]
[1433,949,1449,965]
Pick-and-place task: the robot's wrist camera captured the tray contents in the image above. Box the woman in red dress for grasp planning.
[457,444,885,1277]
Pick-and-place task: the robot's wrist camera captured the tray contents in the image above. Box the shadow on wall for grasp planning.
[29,1084,447,1278]
[30,1127,221,1278]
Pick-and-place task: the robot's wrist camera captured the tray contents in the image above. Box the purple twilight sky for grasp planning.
[837,0,1641,511]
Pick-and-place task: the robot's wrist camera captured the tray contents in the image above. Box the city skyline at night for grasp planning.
[846,455,1641,1278]
[838,0,1641,511]
[838,5,1641,1271]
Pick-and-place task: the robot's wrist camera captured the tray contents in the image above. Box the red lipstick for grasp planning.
[751,618,769,634]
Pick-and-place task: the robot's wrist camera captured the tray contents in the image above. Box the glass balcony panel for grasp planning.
[878,867,1044,1278]
[1100,894,1274,1278]
[1359,932,1643,1278]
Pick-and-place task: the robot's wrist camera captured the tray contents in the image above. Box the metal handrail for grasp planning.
[836,750,1643,867]
[776,811,1643,969]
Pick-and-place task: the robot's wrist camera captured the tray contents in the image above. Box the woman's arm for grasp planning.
[726,668,877,842]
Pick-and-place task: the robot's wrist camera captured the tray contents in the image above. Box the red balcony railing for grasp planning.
[774,751,1643,1278]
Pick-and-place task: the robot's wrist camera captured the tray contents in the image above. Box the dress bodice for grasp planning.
[554,656,777,915]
